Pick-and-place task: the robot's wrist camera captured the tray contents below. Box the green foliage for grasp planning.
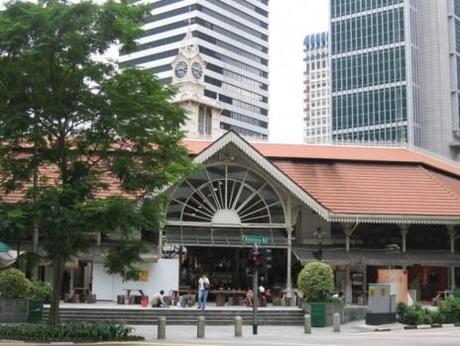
[0,322,142,342]
[0,268,31,298]
[435,297,460,323]
[29,281,53,301]
[297,261,334,302]
[0,0,196,324]
[396,303,433,325]
[397,298,460,325]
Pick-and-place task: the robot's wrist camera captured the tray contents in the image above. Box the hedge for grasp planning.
[0,322,143,342]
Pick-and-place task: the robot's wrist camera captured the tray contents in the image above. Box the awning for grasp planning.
[0,242,17,268]
[292,247,460,266]
[164,227,288,248]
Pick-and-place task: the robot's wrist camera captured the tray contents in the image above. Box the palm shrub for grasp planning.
[30,281,53,302]
[435,297,460,323]
[0,268,31,298]
[396,303,433,325]
[0,322,142,342]
[297,260,334,302]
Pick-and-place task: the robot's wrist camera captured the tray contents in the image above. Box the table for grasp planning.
[123,289,145,304]
[211,290,245,306]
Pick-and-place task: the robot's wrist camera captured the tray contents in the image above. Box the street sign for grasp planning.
[242,234,268,245]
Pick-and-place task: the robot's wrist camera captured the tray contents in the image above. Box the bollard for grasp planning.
[157,316,166,339]
[333,312,340,332]
[197,316,205,338]
[304,314,311,334]
[234,315,242,337]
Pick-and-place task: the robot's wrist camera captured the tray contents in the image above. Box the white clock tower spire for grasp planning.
[171,27,221,139]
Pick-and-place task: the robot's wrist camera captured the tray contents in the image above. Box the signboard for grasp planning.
[378,269,408,304]
[138,271,149,282]
[242,234,268,245]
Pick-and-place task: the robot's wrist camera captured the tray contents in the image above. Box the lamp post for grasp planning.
[313,227,323,261]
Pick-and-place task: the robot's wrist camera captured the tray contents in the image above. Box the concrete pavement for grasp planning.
[1,323,459,346]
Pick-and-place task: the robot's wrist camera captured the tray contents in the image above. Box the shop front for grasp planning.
[163,161,292,297]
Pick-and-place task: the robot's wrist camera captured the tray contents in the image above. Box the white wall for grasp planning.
[92,258,179,301]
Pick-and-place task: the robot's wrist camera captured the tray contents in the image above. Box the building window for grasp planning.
[198,106,205,135]
[205,107,212,135]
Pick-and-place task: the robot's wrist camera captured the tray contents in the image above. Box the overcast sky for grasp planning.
[269,0,328,143]
[0,0,329,143]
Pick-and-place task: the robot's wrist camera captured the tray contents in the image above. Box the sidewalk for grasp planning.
[130,319,404,341]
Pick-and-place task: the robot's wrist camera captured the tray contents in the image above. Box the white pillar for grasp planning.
[448,226,456,290]
[450,266,456,290]
[286,226,293,305]
[400,225,409,253]
[343,223,355,252]
[345,265,352,304]
[448,226,456,254]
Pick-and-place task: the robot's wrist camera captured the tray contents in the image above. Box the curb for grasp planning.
[402,323,460,330]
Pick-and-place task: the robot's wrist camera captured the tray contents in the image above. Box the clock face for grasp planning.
[174,61,188,78]
[191,62,203,79]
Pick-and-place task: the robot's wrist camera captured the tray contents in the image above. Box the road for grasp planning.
[2,326,459,346]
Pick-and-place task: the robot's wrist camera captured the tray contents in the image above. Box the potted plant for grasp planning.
[297,260,342,327]
[0,268,32,322]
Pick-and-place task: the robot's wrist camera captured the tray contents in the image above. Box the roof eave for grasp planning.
[330,213,460,225]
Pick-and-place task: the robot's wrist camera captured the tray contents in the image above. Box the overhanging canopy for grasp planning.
[164,227,288,248]
[293,247,460,266]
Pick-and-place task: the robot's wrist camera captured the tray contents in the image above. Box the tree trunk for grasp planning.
[31,167,39,280]
[15,241,20,269]
[49,258,63,325]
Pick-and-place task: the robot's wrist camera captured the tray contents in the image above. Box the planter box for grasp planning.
[0,298,29,323]
[302,302,345,327]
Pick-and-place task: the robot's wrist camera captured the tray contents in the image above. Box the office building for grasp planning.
[303,32,330,144]
[119,0,270,139]
[330,0,460,161]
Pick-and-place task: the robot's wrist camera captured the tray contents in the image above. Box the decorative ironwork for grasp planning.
[167,164,285,226]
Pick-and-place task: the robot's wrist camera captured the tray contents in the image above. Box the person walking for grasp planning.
[197,273,210,310]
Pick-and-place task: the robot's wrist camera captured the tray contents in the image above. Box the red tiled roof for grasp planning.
[182,139,460,177]
[0,163,132,204]
[273,160,460,216]
[183,138,460,218]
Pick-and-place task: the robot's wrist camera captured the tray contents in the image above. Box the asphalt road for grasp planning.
[2,326,459,346]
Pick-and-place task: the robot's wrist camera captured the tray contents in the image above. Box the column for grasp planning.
[343,223,355,252]
[448,226,456,254]
[400,224,409,253]
[286,226,293,305]
[448,226,456,290]
[345,265,352,304]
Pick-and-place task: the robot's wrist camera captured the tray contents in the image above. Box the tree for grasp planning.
[297,260,334,302]
[0,0,195,324]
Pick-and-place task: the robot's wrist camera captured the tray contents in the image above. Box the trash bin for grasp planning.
[28,299,43,323]
[310,303,326,327]
[454,288,460,298]
[117,295,125,304]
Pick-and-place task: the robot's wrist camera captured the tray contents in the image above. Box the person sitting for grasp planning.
[245,288,254,307]
[151,290,168,308]
[259,285,267,307]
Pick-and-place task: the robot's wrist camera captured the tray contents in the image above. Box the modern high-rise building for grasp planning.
[303,32,330,144]
[330,0,460,161]
[119,0,270,139]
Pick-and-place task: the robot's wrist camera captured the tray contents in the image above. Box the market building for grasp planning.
[2,26,460,306]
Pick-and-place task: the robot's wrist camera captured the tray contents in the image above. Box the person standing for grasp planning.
[197,273,210,310]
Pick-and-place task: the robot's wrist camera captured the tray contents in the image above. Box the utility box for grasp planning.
[365,283,396,325]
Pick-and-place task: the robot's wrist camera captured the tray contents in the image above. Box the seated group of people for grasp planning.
[244,286,271,307]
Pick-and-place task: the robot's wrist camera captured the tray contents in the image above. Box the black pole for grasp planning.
[252,268,258,335]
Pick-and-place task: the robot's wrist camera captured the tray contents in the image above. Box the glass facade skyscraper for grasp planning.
[330,0,460,161]
[303,32,330,144]
[118,0,269,139]
[330,0,420,145]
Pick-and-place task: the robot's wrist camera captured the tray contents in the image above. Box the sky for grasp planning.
[268,0,329,143]
[0,0,329,144]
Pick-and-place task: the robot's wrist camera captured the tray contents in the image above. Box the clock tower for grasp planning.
[171,29,221,139]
